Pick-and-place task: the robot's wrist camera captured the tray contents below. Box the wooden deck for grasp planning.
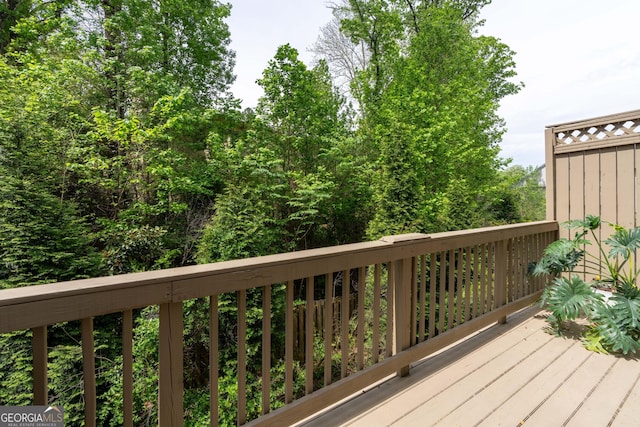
[300,306,640,427]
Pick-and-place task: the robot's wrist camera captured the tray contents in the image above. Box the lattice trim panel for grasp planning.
[555,119,640,146]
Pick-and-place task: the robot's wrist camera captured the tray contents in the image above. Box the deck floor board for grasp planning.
[300,307,640,427]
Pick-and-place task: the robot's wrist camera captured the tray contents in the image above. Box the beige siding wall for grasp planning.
[546,109,640,278]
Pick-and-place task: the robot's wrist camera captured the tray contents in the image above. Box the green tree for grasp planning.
[0,42,103,287]
[0,2,239,424]
[199,44,368,262]
[497,165,546,222]
[256,45,371,248]
[80,0,235,116]
[256,44,349,174]
[335,0,521,236]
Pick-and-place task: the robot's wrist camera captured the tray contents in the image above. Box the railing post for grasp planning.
[545,126,556,221]
[32,326,48,405]
[159,302,183,427]
[495,240,508,324]
[382,233,429,378]
[123,310,134,427]
[393,257,413,377]
[81,318,96,427]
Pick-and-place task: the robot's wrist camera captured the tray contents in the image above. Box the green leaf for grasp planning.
[582,327,609,354]
[604,227,640,260]
[591,309,640,355]
[531,238,584,276]
[564,214,601,230]
[608,291,640,330]
[541,275,604,323]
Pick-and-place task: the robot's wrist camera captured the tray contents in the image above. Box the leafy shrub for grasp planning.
[533,215,640,354]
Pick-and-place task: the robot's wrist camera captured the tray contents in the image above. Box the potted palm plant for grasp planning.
[532,215,640,354]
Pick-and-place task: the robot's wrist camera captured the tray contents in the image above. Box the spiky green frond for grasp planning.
[541,275,604,322]
[531,239,584,276]
[564,215,601,231]
[605,227,640,260]
[536,214,640,355]
[607,292,640,330]
[592,309,640,355]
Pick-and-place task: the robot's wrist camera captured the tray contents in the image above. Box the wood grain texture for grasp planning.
[82,318,96,427]
[159,303,183,427]
[122,310,133,427]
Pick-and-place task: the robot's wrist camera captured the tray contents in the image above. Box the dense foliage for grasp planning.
[317,0,525,236]
[0,0,541,424]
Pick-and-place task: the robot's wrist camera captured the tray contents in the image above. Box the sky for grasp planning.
[226,0,640,167]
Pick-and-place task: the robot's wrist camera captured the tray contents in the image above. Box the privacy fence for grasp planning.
[546,109,640,277]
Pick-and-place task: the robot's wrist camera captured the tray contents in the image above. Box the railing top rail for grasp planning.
[0,221,557,333]
[0,240,387,306]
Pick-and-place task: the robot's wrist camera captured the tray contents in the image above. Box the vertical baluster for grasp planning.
[324,273,333,385]
[341,269,349,378]
[523,236,530,296]
[532,234,538,292]
[456,249,463,327]
[447,250,455,329]
[507,238,514,304]
[32,326,47,406]
[123,310,133,427]
[495,240,508,324]
[473,246,480,318]
[305,277,314,395]
[522,236,528,297]
[372,264,381,363]
[209,295,219,426]
[480,244,487,315]
[419,255,426,342]
[516,236,523,298]
[410,258,418,346]
[535,233,543,290]
[540,232,549,288]
[438,252,446,332]
[82,317,96,427]
[262,285,271,413]
[386,262,394,358]
[520,236,526,297]
[464,247,471,322]
[505,237,521,303]
[489,242,496,310]
[531,234,537,292]
[514,237,520,301]
[285,281,294,404]
[238,290,247,425]
[536,233,543,290]
[530,234,537,292]
[357,266,365,370]
[429,255,437,338]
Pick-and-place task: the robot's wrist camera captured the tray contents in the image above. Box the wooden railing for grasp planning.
[0,221,557,426]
